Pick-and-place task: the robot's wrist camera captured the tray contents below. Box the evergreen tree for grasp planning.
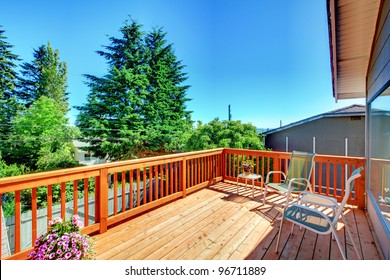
[18,42,69,113]
[143,27,192,153]
[0,27,20,158]
[77,18,193,160]
[77,19,149,160]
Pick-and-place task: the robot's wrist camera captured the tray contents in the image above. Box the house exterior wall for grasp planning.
[367,0,390,101]
[265,116,365,156]
[366,0,390,260]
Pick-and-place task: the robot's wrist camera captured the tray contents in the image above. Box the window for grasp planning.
[85,153,91,161]
[368,85,390,230]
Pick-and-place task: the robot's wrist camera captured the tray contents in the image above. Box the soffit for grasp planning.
[329,0,381,100]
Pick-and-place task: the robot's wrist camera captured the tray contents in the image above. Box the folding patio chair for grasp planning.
[263,151,315,209]
[275,167,363,260]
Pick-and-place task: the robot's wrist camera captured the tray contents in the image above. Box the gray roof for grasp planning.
[264,104,365,135]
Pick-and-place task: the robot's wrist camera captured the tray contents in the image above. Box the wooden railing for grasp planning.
[224,149,366,208]
[0,148,365,259]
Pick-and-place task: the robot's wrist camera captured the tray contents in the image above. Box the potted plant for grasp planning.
[28,214,95,260]
[240,160,254,175]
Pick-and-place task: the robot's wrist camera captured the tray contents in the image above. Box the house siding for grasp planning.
[366,1,390,260]
[368,0,390,101]
[265,117,365,156]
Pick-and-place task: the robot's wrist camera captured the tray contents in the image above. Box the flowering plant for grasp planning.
[28,214,95,260]
[240,160,254,173]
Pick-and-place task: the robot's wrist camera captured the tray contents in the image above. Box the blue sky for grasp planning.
[1,0,364,129]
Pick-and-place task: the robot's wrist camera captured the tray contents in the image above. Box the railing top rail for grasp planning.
[0,148,224,186]
[224,148,365,162]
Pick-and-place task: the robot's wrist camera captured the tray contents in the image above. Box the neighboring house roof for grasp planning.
[73,140,90,149]
[264,104,365,135]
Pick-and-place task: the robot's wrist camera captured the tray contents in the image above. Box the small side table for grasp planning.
[236,173,263,198]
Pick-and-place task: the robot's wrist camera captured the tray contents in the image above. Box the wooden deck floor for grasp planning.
[93,182,383,260]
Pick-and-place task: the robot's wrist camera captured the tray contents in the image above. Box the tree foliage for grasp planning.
[185,119,265,151]
[0,27,21,156]
[76,18,192,161]
[8,97,79,170]
[18,42,69,113]
[143,27,192,153]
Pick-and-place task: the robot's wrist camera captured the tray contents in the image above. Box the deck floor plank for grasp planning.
[278,224,306,260]
[95,188,213,251]
[93,182,383,260]
[354,209,381,260]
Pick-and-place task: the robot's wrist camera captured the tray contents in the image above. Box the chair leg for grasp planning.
[282,192,291,213]
[341,214,362,260]
[331,226,347,260]
[263,185,267,205]
[275,216,285,253]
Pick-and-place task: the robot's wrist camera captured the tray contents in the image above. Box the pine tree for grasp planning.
[77,19,193,160]
[18,42,69,113]
[76,19,150,160]
[0,27,20,157]
[143,28,192,153]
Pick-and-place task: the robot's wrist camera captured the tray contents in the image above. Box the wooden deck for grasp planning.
[93,182,383,260]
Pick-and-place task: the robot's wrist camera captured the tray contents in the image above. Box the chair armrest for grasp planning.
[266,171,286,184]
[300,192,338,209]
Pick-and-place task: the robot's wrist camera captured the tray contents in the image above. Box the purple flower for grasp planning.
[30,216,94,260]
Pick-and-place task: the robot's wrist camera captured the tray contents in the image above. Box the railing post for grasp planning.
[182,158,187,198]
[356,164,366,210]
[98,168,109,233]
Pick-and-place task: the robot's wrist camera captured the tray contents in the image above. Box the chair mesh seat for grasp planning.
[284,205,335,233]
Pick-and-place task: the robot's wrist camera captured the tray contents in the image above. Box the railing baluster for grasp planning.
[319,162,323,194]
[182,159,187,198]
[137,169,141,207]
[149,166,153,202]
[129,169,133,209]
[341,163,346,199]
[73,180,78,214]
[122,171,126,212]
[31,188,37,247]
[15,190,21,253]
[84,178,89,226]
[113,173,118,215]
[143,167,147,204]
[47,184,53,223]
[160,164,164,198]
[61,182,66,220]
[165,164,169,196]
[170,164,174,195]
[326,163,330,196]
[94,176,100,223]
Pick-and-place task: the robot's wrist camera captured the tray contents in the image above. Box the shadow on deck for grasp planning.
[93,182,383,260]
